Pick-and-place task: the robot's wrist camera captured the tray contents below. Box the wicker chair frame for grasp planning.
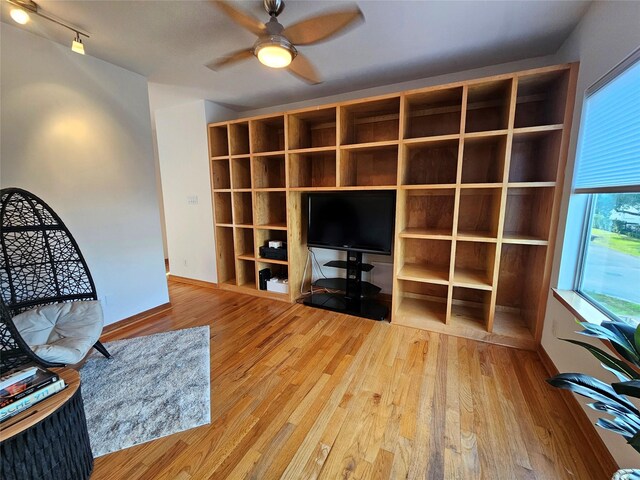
[0,187,110,373]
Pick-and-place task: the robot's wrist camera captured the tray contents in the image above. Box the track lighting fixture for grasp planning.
[9,7,29,24]
[6,0,90,55]
[71,33,85,55]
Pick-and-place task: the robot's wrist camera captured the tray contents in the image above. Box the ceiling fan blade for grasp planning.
[284,7,363,46]
[214,1,266,37]
[288,54,322,84]
[206,49,254,71]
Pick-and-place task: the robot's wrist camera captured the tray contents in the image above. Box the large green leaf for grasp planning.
[578,321,640,364]
[605,321,640,358]
[547,373,639,414]
[612,416,639,436]
[561,338,640,380]
[589,401,640,430]
[635,324,640,356]
[597,418,633,437]
[613,380,640,398]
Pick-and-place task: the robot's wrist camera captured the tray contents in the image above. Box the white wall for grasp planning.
[0,24,169,325]
[541,0,640,469]
[155,100,236,283]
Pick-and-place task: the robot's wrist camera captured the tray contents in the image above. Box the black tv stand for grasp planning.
[303,251,388,321]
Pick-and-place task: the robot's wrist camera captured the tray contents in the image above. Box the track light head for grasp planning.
[10,7,30,24]
[71,33,85,55]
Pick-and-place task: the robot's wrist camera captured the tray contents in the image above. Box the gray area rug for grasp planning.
[80,326,211,457]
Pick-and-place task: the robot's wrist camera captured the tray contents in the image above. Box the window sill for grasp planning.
[552,289,610,325]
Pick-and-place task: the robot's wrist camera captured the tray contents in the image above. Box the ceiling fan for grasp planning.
[207,0,364,84]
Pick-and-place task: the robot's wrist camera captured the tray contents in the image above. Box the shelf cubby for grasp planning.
[514,70,568,128]
[229,122,250,155]
[213,192,233,225]
[208,125,229,157]
[397,238,451,285]
[340,145,398,187]
[503,187,554,242]
[509,130,561,183]
[231,157,252,190]
[250,116,285,153]
[254,191,287,228]
[289,108,337,149]
[216,226,236,285]
[395,281,448,326]
[496,244,547,334]
[401,189,455,237]
[451,287,491,328]
[465,80,512,133]
[461,135,507,184]
[252,155,285,189]
[404,87,463,139]
[402,139,458,185]
[453,241,495,290]
[235,227,255,258]
[340,97,401,145]
[289,151,337,188]
[457,188,502,239]
[211,158,231,190]
[255,228,287,258]
[232,192,253,225]
[236,259,256,288]
[256,262,288,290]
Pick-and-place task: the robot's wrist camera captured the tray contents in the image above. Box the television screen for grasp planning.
[307,191,396,255]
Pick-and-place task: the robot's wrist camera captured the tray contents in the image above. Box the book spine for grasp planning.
[0,379,66,422]
[0,366,38,391]
[0,375,59,408]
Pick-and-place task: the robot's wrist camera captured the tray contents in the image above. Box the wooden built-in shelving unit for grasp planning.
[208,63,577,350]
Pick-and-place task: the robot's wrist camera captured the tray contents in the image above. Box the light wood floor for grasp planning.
[93,281,609,479]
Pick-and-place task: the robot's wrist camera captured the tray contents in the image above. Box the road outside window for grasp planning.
[579,193,640,326]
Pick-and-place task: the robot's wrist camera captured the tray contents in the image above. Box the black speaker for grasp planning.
[259,268,272,290]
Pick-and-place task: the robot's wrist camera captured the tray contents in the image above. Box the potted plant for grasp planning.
[547,320,640,479]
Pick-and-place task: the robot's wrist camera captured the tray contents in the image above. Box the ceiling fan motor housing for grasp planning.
[264,0,285,17]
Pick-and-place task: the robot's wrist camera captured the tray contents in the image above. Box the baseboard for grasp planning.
[102,302,172,336]
[538,345,619,474]
[167,274,217,289]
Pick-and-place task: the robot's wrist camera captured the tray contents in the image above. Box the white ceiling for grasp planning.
[1,0,591,111]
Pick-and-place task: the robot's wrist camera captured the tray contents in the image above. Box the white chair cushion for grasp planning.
[12,301,104,364]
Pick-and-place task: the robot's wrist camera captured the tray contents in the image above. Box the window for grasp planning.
[574,50,640,327]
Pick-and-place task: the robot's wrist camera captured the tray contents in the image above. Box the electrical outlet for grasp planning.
[183,259,188,267]
[187,195,199,205]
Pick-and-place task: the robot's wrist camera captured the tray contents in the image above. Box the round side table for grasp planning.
[0,368,93,480]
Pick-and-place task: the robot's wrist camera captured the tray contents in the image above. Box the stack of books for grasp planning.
[0,364,66,422]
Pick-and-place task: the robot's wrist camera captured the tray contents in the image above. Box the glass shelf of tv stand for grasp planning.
[312,278,381,297]
[324,260,374,272]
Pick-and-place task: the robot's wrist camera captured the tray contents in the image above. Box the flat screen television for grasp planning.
[307,191,396,255]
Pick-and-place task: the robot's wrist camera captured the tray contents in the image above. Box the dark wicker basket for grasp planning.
[0,385,94,480]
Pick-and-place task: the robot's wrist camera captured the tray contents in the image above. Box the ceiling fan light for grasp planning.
[10,8,30,24]
[71,34,85,55]
[256,44,292,69]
